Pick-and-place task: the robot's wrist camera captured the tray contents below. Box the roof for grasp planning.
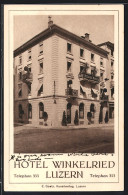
[14,24,109,57]
[97,41,114,50]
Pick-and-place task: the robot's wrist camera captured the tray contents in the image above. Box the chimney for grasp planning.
[48,16,53,27]
[85,33,90,41]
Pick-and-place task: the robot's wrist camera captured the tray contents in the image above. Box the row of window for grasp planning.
[19,42,43,64]
[67,103,95,123]
[18,83,43,97]
[67,43,103,63]
[19,102,44,119]
[18,61,43,81]
[18,42,105,65]
[18,102,95,120]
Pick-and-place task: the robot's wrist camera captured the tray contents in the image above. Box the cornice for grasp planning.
[14,24,109,58]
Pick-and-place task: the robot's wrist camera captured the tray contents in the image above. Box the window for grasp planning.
[67,43,72,53]
[111,61,114,67]
[19,55,22,64]
[18,71,22,81]
[100,72,104,82]
[91,53,95,62]
[67,103,72,123]
[111,50,114,56]
[91,67,96,77]
[39,42,43,55]
[67,61,71,72]
[28,84,31,95]
[39,61,43,73]
[39,102,44,119]
[90,103,95,118]
[80,66,84,73]
[111,88,114,98]
[80,86,85,96]
[79,103,84,119]
[80,48,84,58]
[111,75,114,80]
[28,49,32,61]
[28,103,32,119]
[38,84,43,96]
[100,57,103,66]
[67,80,72,89]
[18,84,22,97]
[19,104,23,119]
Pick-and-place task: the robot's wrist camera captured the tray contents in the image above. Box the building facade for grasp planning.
[14,18,114,127]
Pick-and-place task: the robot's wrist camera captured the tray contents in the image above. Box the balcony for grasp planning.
[110,80,114,88]
[100,81,105,88]
[22,72,33,85]
[100,94,109,101]
[65,88,78,98]
[66,72,74,79]
[78,73,100,84]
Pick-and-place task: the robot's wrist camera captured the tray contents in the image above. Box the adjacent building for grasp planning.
[14,17,114,127]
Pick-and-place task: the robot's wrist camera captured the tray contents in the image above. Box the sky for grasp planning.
[14,15,114,50]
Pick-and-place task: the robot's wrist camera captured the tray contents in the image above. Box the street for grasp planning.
[14,126,114,153]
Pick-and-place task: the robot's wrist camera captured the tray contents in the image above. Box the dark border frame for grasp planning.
[0,2,128,195]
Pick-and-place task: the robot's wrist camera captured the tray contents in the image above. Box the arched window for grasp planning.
[90,103,95,118]
[28,103,32,119]
[90,103,95,112]
[39,102,44,119]
[79,103,84,119]
[67,103,72,124]
[19,104,22,118]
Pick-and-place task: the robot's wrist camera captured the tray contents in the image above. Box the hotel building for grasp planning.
[14,17,114,127]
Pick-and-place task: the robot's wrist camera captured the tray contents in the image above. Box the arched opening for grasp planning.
[67,103,72,124]
[28,103,32,119]
[19,104,22,119]
[79,103,84,119]
[39,102,44,119]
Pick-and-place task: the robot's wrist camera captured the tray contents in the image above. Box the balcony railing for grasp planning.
[66,72,74,79]
[65,88,78,98]
[100,94,109,101]
[100,81,105,88]
[78,73,100,83]
[22,72,33,84]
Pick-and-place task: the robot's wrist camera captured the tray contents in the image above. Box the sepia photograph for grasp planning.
[4,5,124,192]
[13,15,114,153]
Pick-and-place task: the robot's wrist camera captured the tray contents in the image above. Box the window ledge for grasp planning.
[18,64,22,66]
[80,57,85,60]
[90,61,95,64]
[38,54,44,60]
[27,60,32,64]
[67,52,73,56]
[38,73,44,79]
[38,93,43,97]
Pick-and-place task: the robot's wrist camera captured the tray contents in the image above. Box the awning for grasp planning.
[36,82,43,91]
[80,86,86,94]
[91,88,98,98]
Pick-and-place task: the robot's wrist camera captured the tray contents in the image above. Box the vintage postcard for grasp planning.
[4,4,124,191]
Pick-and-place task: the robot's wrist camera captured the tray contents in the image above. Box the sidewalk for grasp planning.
[14,122,114,134]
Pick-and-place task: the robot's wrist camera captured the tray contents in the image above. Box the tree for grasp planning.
[74,110,79,125]
[62,111,67,126]
[105,111,109,123]
[43,112,48,126]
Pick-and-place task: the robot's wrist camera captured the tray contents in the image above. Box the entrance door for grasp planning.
[67,103,72,124]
